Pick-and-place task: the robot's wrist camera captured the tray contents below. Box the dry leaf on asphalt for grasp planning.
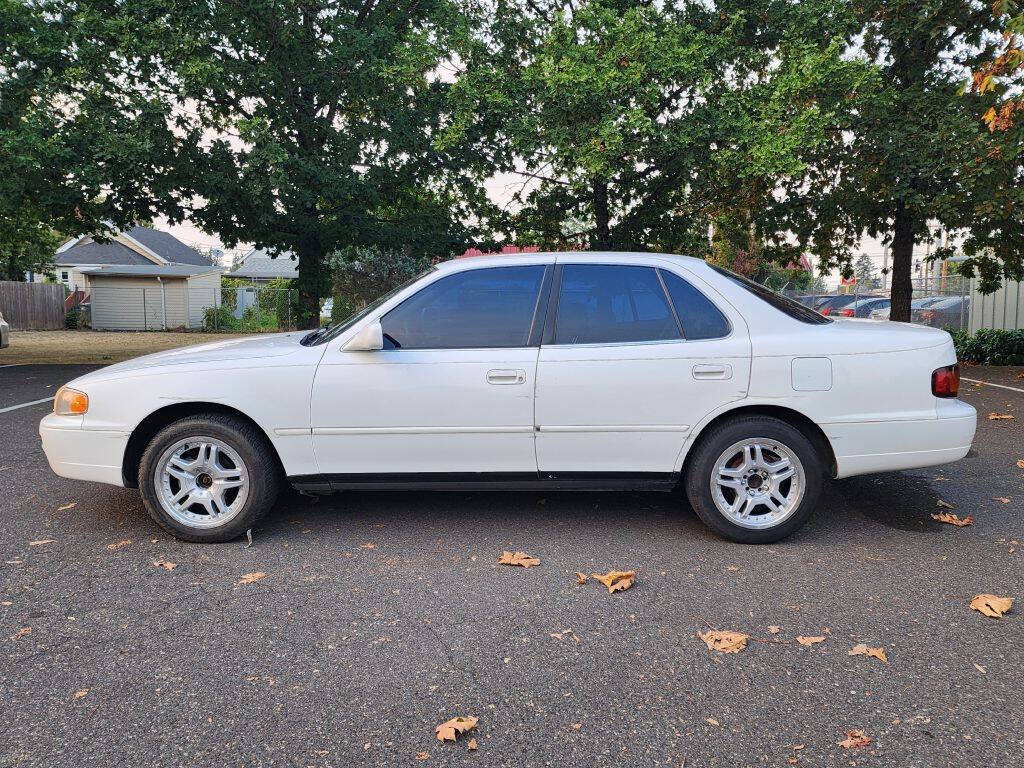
[12,627,31,640]
[973,663,987,674]
[415,752,429,761]
[72,689,89,699]
[931,512,974,527]
[153,559,176,570]
[993,497,1011,504]
[239,572,268,584]
[706,718,720,726]
[575,572,588,585]
[57,502,77,511]
[360,542,376,550]
[435,715,478,742]
[467,738,478,751]
[970,594,1013,618]
[767,626,781,634]
[849,643,888,663]
[838,730,872,749]
[1017,459,1024,469]
[106,539,131,550]
[936,499,955,509]
[29,539,55,546]
[988,412,1015,420]
[498,551,540,568]
[698,630,749,654]
[591,570,635,593]
[797,635,826,646]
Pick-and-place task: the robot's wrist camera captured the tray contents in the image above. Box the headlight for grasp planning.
[54,387,89,415]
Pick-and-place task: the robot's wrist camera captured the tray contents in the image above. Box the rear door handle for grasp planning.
[487,369,527,385]
[692,364,732,380]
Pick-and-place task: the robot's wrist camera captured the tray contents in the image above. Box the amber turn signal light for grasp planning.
[54,387,89,415]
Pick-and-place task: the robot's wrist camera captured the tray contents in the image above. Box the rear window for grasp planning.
[710,266,832,325]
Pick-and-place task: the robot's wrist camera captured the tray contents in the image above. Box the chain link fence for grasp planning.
[200,284,301,332]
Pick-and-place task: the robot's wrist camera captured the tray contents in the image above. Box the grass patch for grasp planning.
[0,330,253,365]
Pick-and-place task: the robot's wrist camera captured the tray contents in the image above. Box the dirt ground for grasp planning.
[0,330,252,365]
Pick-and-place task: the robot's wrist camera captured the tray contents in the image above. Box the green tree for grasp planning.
[332,245,433,309]
[837,0,1024,320]
[0,212,60,281]
[853,253,879,290]
[3,1,488,327]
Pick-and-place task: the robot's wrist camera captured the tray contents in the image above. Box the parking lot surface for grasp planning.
[1,363,1022,767]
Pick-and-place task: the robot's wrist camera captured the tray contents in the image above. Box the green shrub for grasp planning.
[203,304,238,331]
[950,328,1024,365]
[64,307,79,329]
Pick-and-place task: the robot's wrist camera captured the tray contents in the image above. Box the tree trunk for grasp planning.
[295,238,326,330]
[888,200,916,323]
[591,177,611,250]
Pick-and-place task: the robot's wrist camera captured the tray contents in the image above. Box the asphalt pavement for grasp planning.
[1,363,1022,768]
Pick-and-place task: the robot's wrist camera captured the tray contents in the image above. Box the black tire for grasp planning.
[138,413,281,543]
[683,415,823,544]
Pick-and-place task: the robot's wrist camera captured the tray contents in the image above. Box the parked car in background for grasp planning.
[40,252,976,546]
[817,294,860,316]
[870,296,945,321]
[795,294,833,308]
[836,297,890,318]
[915,296,970,329]
[0,309,9,349]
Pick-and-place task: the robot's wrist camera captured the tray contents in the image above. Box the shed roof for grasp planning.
[80,265,222,278]
[228,248,299,279]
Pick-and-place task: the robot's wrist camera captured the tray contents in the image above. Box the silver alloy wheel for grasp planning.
[155,436,249,528]
[710,437,805,530]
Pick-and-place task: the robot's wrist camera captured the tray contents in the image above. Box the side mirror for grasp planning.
[343,320,383,352]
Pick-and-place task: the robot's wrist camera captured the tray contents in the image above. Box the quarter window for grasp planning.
[658,269,731,340]
[553,265,680,345]
[381,265,546,349]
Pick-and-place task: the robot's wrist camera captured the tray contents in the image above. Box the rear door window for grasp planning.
[553,265,680,345]
[658,269,731,340]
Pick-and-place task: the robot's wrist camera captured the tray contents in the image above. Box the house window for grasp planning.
[60,271,70,283]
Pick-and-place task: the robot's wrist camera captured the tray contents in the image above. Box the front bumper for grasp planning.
[827,400,977,479]
[39,413,128,487]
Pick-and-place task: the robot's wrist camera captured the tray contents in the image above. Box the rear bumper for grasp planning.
[39,413,128,487]
[827,400,977,479]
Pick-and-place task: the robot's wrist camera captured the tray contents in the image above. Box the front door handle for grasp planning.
[487,369,527,385]
[692,364,732,380]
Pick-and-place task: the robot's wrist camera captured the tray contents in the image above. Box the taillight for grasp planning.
[840,308,855,317]
[920,311,936,321]
[932,364,960,398]
[820,307,831,315]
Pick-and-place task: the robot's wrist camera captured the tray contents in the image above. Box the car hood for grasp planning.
[73,332,309,382]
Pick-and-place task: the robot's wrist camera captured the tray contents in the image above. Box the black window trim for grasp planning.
[543,262,734,348]
[379,262,552,351]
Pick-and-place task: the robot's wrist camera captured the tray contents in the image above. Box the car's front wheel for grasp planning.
[683,416,823,544]
[138,414,280,543]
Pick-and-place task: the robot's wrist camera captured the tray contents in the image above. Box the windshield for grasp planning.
[307,267,435,345]
[709,265,832,325]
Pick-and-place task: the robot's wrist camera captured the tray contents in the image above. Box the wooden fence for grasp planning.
[0,281,66,330]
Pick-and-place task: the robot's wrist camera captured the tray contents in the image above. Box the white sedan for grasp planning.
[40,252,976,544]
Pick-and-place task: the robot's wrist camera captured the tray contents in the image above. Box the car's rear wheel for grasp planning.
[684,416,823,544]
[139,414,280,542]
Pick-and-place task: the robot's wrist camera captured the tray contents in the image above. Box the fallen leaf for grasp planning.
[970,594,1013,618]
[498,551,540,568]
[1017,459,1024,469]
[106,539,131,550]
[29,539,56,546]
[988,412,1015,420]
[570,723,582,731]
[698,630,749,654]
[936,499,955,509]
[575,572,587,585]
[591,570,636,593]
[467,738,477,751]
[706,718,720,726]
[57,502,77,511]
[726,565,739,572]
[931,512,974,527]
[72,689,89,699]
[767,625,781,634]
[993,497,1011,504]
[849,643,887,663]
[797,635,826,646]
[360,542,376,550]
[153,559,176,570]
[838,730,871,749]
[436,715,478,742]
[973,663,987,674]
[239,572,268,584]
[415,752,429,761]
[12,627,31,640]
